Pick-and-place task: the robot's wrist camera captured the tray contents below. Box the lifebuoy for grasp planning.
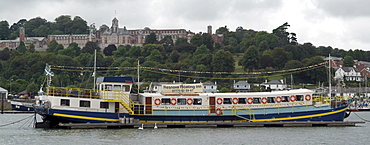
[215,108,222,115]
[261,97,268,104]
[171,98,177,105]
[216,98,223,104]
[305,94,311,101]
[247,97,253,104]
[186,98,193,105]
[232,98,238,104]
[276,96,282,103]
[290,95,297,102]
[154,98,161,105]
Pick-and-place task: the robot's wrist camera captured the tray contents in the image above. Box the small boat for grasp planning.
[11,100,35,111]
[33,75,350,128]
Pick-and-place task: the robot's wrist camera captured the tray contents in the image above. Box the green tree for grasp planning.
[193,44,210,65]
[81,41,101,54]
[239,45,259,71]
[144,33,158,44]
[169,50,180,63]
[71,16,88,34]
[146,49,163,63]
[23,17,49,36]
[284,60,303,69]
[47,40,58,53]
[271,47,291,69]
[175,38,188,46]
[17,42,27,53]
[343,56,354,67]
[54,15,73,34]
[0,21,10,39]
[190,34,203,47]
[103,44,117,56]
[212,49,235,72]
[141,44,164,57]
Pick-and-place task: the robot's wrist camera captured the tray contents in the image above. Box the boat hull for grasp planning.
[35,105,348,128]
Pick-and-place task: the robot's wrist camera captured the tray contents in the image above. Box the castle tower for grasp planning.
[207,25,212,34]
[19,27,25,42]
[111,17,119,33]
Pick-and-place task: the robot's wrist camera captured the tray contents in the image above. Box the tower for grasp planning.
[19,27,25,42]
[111,18,119,33]
[207,25,212,34]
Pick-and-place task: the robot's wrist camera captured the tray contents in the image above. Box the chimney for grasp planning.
[19,27,25,42]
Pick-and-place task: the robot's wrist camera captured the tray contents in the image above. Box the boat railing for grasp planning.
[47,87,99,99]
[99,89,135,114]
[131,100,317,116]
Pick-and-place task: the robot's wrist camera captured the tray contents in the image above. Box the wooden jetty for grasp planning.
[57,121,365,129]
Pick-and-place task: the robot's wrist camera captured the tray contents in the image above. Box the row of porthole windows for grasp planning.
[154,98,202,105]
[153,95,309,105]
[217,95,306,104]
[60,99,109,109]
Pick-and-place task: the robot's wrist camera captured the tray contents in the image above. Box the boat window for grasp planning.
[267,97,275,103]
[61,99,70,106]
[282,96,289,102]
[80,100,91,107]
[223,98,232,104]
[296,95,304,101]
[113,85,121,90]
[161,98,171,105]
[100,102,109,109]
[239,98,246,104]
[253,98,261,104]
[193,98,202,105]
[177,98,186,105]
[105,85,112,90]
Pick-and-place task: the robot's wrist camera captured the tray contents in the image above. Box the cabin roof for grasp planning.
[96,77,135,83]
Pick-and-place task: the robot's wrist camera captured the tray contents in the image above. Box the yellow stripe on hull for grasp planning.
[251,107,347,122]
[53,113,119,122]
[139,108,347,123]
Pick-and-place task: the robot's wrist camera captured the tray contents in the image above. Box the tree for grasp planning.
[47,40,58,53]
[23,17,49,36]
[103,44,117,56]
[239,45,259,71]
[193,44,210,65]
[0,21,10,39]
[202,33,214,51]
[190,34,203,47]
[81,41,101,54]
[271,47,291,69]
[17,42,27,53]
[169,50,180,63]
[175,38,188,46]
[54,15,73,34]
[343,56,354,67]
[71,16,88,34]
[141,44,164,57]
[212,49,235,72]
[144,33,158,44]
[216,26,229,34]
[146,49,163,63]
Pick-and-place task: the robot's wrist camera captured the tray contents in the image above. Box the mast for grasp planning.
[329,54,332,99]
[137,60,140,94]
[93,49,97,90]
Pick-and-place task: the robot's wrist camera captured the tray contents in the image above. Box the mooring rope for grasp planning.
[353,112,370,122]
[0,115,34,128]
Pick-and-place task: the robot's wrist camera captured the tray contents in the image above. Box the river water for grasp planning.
[0,112,369,145]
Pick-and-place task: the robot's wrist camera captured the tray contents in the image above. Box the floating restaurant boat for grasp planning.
[33,75,350,128]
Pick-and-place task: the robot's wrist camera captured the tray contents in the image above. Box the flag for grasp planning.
[44,65,54,76]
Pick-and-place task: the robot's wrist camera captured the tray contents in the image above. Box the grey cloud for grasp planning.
[314,0,370,18]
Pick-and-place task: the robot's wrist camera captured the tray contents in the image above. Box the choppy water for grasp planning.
[0,112,369,145]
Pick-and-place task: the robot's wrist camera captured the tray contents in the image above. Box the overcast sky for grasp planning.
[1,0,370,51]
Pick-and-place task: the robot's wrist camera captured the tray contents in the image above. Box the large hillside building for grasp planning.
[98,18,195,48]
